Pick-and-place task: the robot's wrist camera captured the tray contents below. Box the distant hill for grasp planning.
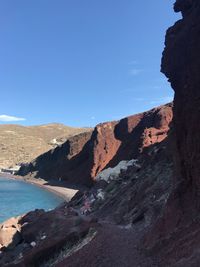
[0,123,92,169]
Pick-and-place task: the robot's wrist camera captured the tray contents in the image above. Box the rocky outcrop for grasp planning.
[70,137,173,226]
[161,0,200,208]
[144,2,200,266]
[18,104,173,187]
[18,131,93,186]
[0,206,96,267]
[91,103,172,176]
[0,138,173,267]
[0,217,22,250]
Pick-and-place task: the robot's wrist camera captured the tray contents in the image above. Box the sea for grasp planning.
[0,177,63,223]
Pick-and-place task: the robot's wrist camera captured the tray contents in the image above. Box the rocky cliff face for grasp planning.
[18,131,94,186]
[18,104,172,187]
[144,2,200,265]
[0,133,174,267]
[162,0,200,209]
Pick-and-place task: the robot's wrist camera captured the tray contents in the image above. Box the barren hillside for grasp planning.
[0,123,92,169]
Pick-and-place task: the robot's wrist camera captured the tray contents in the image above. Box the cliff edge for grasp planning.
[18,104,172,187]
[144,2,200,266]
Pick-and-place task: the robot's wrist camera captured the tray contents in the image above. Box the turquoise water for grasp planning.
[0,177,63,223]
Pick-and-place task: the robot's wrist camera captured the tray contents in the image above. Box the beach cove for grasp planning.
[0,174,78,223]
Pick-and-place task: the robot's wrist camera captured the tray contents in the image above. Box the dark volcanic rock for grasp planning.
[0,207,94,267]
[18,131,94,186]
[18,104,172,187]
[144,1,200,266]
[162,0,200,210]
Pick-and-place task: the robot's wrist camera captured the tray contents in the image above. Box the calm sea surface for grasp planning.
[0,177,63,223]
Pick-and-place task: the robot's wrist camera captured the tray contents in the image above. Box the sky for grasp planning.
[0,0,181,127]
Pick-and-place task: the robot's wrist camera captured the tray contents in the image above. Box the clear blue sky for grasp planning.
[0,0,180,127]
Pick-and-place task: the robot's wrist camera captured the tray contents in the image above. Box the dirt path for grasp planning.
[55,222,157,267]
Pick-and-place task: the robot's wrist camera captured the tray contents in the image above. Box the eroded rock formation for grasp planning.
[144,2,200,266]
[18,104,172,187]
[162,0,200,209]
[0,137,173,267]
[0,206,96,267]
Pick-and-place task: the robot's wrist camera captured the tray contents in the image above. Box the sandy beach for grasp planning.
[0,173,79,202]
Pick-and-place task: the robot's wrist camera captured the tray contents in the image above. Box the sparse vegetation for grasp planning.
[0,124,92,169]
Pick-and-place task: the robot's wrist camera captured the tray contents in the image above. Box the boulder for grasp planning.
[0,217,22,249]
[0,208,96,266]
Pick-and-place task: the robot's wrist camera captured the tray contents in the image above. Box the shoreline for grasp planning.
[0,173,79,202]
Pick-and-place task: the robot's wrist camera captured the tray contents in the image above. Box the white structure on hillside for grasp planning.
[0,165,21,175]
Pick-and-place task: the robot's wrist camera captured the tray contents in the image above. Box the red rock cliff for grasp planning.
[144,3,200,265]
[162,0,200,209]
[18,104,172,186]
